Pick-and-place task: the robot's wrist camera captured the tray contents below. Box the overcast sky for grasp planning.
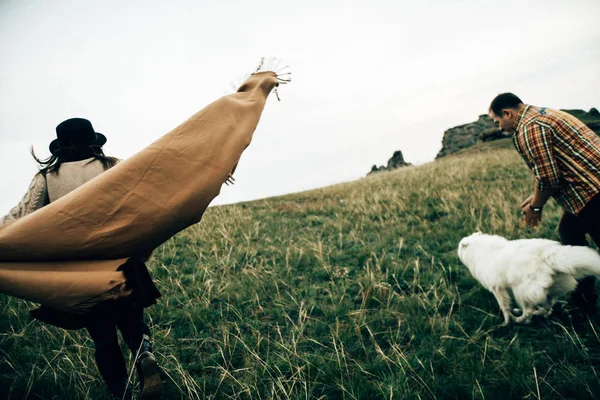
[1,0,599,214]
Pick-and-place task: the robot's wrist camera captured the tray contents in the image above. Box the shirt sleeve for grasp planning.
[523,123,561,190]
[0,173,49,226]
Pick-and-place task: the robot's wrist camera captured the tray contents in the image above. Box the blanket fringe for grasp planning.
[231,57,291,100]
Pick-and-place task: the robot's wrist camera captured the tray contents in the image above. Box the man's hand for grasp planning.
[522,204,542,227]
[520,194,534,208]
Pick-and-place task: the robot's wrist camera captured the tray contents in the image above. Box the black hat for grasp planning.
[49,118,107,155]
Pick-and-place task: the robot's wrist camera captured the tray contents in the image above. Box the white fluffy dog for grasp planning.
[458,232,600,325]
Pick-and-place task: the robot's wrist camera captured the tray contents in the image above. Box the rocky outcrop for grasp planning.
[368,150,411,175]
[479,127,511,142]
[435,115,496,159]
[436,108,600,159]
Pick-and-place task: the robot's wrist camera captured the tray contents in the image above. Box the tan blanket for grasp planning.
[0,71,281,312]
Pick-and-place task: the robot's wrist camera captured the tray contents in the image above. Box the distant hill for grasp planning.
[436,107,600,159]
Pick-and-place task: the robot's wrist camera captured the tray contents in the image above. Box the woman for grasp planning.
[1,118,163,400]
[1,60,289,399]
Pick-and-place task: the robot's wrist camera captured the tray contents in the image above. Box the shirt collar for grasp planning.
[511,104,530,134]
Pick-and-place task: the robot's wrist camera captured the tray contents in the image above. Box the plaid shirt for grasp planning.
[511,105,600,215]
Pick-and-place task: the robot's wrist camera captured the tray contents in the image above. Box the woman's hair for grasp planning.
[31,145,119,175]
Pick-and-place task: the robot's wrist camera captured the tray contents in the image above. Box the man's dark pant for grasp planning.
[558,193,600,312]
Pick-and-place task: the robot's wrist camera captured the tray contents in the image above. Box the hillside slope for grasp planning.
[1,146,599,399]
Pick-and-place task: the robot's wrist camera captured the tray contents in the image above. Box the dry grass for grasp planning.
[2,146,600,399]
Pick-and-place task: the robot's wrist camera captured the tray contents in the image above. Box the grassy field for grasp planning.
[2,140,600,399]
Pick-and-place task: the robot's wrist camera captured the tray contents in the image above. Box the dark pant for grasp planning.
[86,298,151,397]
[558,193,600,311]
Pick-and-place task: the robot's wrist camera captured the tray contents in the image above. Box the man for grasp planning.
[489,93,600,312]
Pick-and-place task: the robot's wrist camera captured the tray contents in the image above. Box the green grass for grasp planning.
[2,146,600,399]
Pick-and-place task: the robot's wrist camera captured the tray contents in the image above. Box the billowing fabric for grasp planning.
[0,71,280,313]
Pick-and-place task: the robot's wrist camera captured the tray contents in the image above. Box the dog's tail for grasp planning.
[548,245,600,279]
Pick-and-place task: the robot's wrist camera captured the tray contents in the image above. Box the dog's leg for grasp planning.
[515,307,534,324]
[514,287,557,324]
[527,301,554,321]
[491,287,513,325]
[534,298,554,319]
[534,306,553,319]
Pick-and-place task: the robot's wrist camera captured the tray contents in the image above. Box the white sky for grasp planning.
[1,0,599,214]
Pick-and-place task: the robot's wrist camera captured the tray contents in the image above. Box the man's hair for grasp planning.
[489,93,523,116]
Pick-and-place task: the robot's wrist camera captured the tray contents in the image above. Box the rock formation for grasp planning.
[368,150,411,175]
